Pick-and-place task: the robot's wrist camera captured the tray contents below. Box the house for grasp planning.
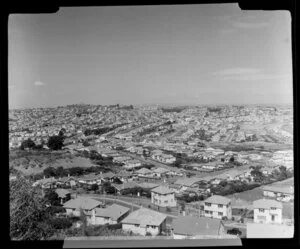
[261,185,294,201]
[135,168,152,177]
[152,167,169,178]
[33,177,57,189]
[91,204,130,225]
[173,177,203,191]
[124,159,142,169]
[137,182,160,191]
[151,185,177,207]
[63,197,103,218]
[204,195,232,219]
[78,174,101,186]
[121,208,167,236]
[246,222,294,238]
[111,182,140,195]
[253,199,283,224]
[55,188,71,204]
[171,216,226,239]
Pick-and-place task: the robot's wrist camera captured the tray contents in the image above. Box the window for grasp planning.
[218,212,223,216]
[259,208,264,213]
[209,211,213,214]
[205,203,211,207]
[218,204,223,208]
[271,207,276,210]
[134,224,139,227]
[205,210,209,214]
[164,200,168,203]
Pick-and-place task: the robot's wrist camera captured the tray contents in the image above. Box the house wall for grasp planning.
[94,216,116,225]
[151,192,177,207]
[204,202,232,219]
[254,208,282,224]
[122,223,161,236]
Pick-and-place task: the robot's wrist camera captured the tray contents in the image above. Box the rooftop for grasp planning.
[121,208,167,227]
[253,199,283,209]
[205,195,231,205]
[95,204,130,221]
[63,197,102,211]
[151,185,174,195]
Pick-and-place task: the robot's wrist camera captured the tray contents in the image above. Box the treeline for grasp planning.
[207,107,222,113]
[161,107,185,113]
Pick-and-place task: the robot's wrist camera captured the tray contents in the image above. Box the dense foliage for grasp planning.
[10,177,55,240]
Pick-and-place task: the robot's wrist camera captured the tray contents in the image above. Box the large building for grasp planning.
[261,185,294,202]
[204,195,232,220]
[253,199,283,224]
[151,185,177,207]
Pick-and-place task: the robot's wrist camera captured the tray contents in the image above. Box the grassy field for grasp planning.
[9,149,97,175]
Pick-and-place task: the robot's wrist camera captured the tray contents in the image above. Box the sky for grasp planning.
[8,4,293,109]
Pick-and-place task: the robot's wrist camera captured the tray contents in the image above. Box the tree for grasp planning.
[43,167,57,178]
[82,140,90,147]
[47,135,64,150]
[58,128,66,138]
[20,139,36,150]
[10,177,54,240]
[48,217,72,230]
[227,228,242,236]
[44,189,61,206]
[90,184,99,193]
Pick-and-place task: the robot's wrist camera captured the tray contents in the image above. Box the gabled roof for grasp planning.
[152,167,169,174]
[253,199,283,209]
[63,197,102,210]
[135,168,152,174]
[205,195,231,205]
[151,185,174,195]
[111,182,139,191]
[261,185,294,195]
[137,182,160,189]
[121,208,167,227]
[174,177,202,187]
[172,216,223,236]
[55,188,71,198]
[94,204,130,221]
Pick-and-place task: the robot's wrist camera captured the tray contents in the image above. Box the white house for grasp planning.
[151,185,177,207]
[63,197,103,218]
[261,185,294,202]
[121,208,167,236]
[204,195,232,219]
[91,204,130,225]
[253,199,283,224]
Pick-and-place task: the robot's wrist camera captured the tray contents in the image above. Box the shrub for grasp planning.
[227,228,242,236]
[48,217,73,230]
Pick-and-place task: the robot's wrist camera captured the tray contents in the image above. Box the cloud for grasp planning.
[219,28,235,35]
[213,67,292,81]
[231,20,270,29]
[213,67,261,76]
[34,81,46,86]
[222,74,291,81]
